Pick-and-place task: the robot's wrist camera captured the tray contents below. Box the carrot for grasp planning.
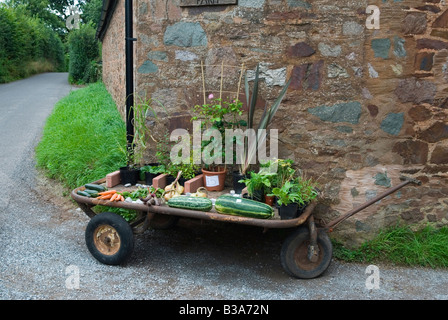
[120,195,125,201]
[97,194,113,200]
[110,193,119,201]
[98,190,117,195]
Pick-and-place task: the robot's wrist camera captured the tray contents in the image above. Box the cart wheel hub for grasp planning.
[294,241,323,270]
[94,225,121,256]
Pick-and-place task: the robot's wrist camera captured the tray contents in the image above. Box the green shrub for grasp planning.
[67,23,100,84]
[0,5,65,82]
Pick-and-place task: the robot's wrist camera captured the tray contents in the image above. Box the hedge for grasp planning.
[0,5,65,83]
[67,23,101,84]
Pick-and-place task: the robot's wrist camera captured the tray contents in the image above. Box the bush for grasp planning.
[67,23,101,84]
[0,5,65,82]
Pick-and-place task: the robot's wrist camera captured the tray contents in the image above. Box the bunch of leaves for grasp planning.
[94,206,137,222]
[167,161,200,180]
[140,164,166,175]
[239,171,274,197]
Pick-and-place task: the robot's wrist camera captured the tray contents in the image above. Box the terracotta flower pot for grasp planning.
[264,194,275,206]
[202,166,227,191]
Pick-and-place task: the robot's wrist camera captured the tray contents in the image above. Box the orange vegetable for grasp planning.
[110,193,119,201]
[98,190,117,195]
[97,194,113,200]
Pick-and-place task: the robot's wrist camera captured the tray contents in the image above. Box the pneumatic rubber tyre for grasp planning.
[85,212,134,265]
[281,226,333,279]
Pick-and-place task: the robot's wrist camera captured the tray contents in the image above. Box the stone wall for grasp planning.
[103,0,448,246]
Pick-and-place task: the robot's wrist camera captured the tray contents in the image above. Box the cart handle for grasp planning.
[324,175,421,231]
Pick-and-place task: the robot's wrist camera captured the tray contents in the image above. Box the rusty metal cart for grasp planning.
[71,175,421,279]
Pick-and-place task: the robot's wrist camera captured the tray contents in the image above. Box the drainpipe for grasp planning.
[125,0,136,160]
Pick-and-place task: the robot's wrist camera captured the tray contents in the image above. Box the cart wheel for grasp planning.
[281,226,332,279]
[85,212,134,265]
[149,214,179,230]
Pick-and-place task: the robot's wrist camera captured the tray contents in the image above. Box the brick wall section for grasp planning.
[102,0,448,247]
[101,0,127,117]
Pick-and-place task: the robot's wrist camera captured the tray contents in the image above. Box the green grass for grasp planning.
[36,81,127,189]
[333,224,448,268]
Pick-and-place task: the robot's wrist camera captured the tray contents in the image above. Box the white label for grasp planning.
[205,175,219,187]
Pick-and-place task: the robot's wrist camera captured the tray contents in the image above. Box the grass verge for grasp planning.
[332,224,448,268]
[35,81,127,190]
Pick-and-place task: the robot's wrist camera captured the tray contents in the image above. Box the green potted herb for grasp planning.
[293,174,320,215]
[268,180,301,219]
[140,163,165,185]
[240,171,274,202]
[166,161,200,186]
[268,173,319,220]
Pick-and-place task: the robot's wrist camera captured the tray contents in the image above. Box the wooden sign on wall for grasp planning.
[180,0,238,7]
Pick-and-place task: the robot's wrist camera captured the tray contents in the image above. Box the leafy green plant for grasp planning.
[192,94,246,170]
[166,161,200,180]
[140,164,165,175]
[128,94,165,166]
[267,160,319,206]
[239,171,274,198]
[238,64,291,175]
[268,181,301,206]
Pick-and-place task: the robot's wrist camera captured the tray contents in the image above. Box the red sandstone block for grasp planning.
[184,174,204,194]
[106,170,121,188]
[152,173,167,189]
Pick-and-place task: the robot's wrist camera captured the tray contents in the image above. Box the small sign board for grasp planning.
[180,0,238,7]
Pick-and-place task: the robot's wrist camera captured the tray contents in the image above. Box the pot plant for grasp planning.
[140,163,165,185]
[268,168,320,220]
[236,63,291,190]
[268,180,302,220]
[239,170,275,202]
[192,93,246,191]
[120,94,164,185]
[166,161,200,186]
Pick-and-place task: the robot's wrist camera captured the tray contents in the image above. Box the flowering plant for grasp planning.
[192,94,246,169]
[192,94,246,130]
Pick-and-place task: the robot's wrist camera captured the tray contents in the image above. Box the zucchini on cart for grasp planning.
[71,175,421,279]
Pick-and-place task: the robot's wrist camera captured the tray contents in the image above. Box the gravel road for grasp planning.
[0,73,447,305]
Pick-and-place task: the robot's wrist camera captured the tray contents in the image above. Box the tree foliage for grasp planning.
[67,22,101,84]
[0,3,65,83]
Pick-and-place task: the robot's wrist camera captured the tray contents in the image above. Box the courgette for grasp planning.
[77,190,92,197]
[83,189,99,197]
[215,195,274,219]
[167,195,213,212]
[84,183,107,192]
